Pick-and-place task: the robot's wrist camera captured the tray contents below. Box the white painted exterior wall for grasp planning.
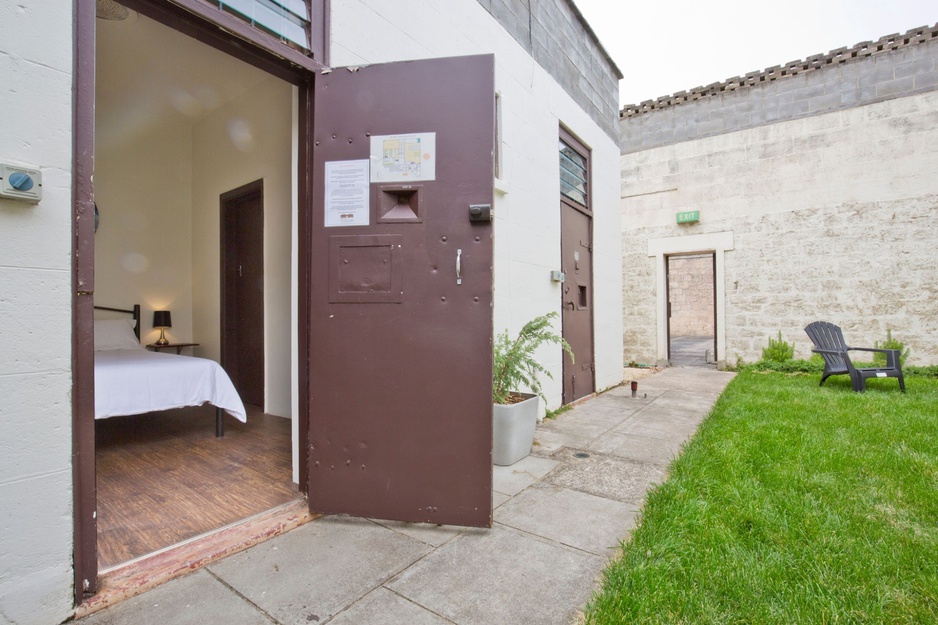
[0,1,621,621]
[0,0,78,623]
[622,91,938,366]
[332,0,624,402]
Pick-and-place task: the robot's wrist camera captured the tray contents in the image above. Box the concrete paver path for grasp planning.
[78,367,735,625]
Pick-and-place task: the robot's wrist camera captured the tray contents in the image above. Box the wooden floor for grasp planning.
[95,404,299,569]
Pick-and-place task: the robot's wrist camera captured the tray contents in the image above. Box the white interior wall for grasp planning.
[94,119,195,343]
[191,75,294,418]
[94,74,294,418]
[0,0,77,622]
[330,0,624,406]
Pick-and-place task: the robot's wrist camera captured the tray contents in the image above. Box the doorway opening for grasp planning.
[647,231,733,369]
[666,253,716,367]
[91,5,299,574]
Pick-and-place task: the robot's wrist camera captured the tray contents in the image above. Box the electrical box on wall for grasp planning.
[0,163,42,203]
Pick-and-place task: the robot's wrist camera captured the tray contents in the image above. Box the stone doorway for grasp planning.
[667,253,715,367]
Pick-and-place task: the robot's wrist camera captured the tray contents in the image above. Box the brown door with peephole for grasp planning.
[560,129,594,403]
[561,205,594,402]
[308,55,495,527]
[221,181,264,407]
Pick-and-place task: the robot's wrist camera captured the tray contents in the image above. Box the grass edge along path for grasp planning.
[585,371,938,624]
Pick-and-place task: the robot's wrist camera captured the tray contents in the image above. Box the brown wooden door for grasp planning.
[221,180,265,407]
[308,55,495,527]
[561,204,595,403]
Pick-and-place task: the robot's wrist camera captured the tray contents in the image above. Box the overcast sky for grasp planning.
[572,0,937,107]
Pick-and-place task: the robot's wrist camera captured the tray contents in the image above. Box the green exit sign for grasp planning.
[676,210,699,224]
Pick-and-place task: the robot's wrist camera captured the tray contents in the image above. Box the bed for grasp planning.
[94,305,246,436]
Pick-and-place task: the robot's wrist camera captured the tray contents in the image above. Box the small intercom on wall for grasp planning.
[0,162,43,203]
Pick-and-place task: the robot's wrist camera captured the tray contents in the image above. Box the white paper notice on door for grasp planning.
[325,159,370,227]
[370,132,436,182]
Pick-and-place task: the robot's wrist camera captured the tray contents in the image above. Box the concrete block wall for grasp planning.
[621,25,938,154]
[0,0,77,622]
[475,0,622,139]
[621,89,938,367]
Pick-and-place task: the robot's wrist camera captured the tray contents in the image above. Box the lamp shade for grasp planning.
[153,310,172,328]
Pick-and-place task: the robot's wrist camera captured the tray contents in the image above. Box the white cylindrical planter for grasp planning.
[492,393,538,466]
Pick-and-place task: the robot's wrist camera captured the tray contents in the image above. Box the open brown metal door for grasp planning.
[308,55,495,527]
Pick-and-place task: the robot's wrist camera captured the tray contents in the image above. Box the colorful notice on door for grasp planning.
[325,159,370,227]
[370,133,436,182]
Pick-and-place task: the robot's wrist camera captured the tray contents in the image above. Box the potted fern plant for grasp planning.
[492,312,573,466]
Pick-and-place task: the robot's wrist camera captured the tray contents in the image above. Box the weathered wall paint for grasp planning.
[0,0,78,622]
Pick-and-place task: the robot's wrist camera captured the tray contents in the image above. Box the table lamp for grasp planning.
[153,310,172,346]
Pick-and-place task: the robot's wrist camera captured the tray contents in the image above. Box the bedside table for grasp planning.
[147,343,199,354]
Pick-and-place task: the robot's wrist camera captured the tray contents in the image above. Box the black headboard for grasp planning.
[93,304,142,340]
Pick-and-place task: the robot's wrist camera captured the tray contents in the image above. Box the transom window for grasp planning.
[559,136,589,209]
[214,0,310,50]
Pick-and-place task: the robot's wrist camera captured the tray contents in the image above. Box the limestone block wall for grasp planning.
[726,198,936,362]
[621,90,938,366]
[668,255,714,337]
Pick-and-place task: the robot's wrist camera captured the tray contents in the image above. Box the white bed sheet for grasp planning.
[94,349,247,422]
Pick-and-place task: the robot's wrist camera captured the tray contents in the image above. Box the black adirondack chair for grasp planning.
[804,321,905,392]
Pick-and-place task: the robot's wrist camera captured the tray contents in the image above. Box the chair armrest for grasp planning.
[812,348,847,355]
[847,347,901,369]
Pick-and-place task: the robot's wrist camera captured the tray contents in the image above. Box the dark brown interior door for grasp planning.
[308,55,495,527]
[221,181,265,407]
[561,205,594,403]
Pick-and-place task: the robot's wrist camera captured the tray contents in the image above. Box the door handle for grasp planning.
[456,249,462,285]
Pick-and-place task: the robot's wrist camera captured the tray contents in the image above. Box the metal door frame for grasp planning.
[664,251,716,365]
[72,0,322,603]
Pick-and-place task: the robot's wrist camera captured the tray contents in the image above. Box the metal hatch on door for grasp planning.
[308,55,495,528]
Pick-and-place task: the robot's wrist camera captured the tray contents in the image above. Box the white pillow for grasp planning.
[94,318,142,350]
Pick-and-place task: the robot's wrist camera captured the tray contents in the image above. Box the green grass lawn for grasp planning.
[585,371,938,624]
